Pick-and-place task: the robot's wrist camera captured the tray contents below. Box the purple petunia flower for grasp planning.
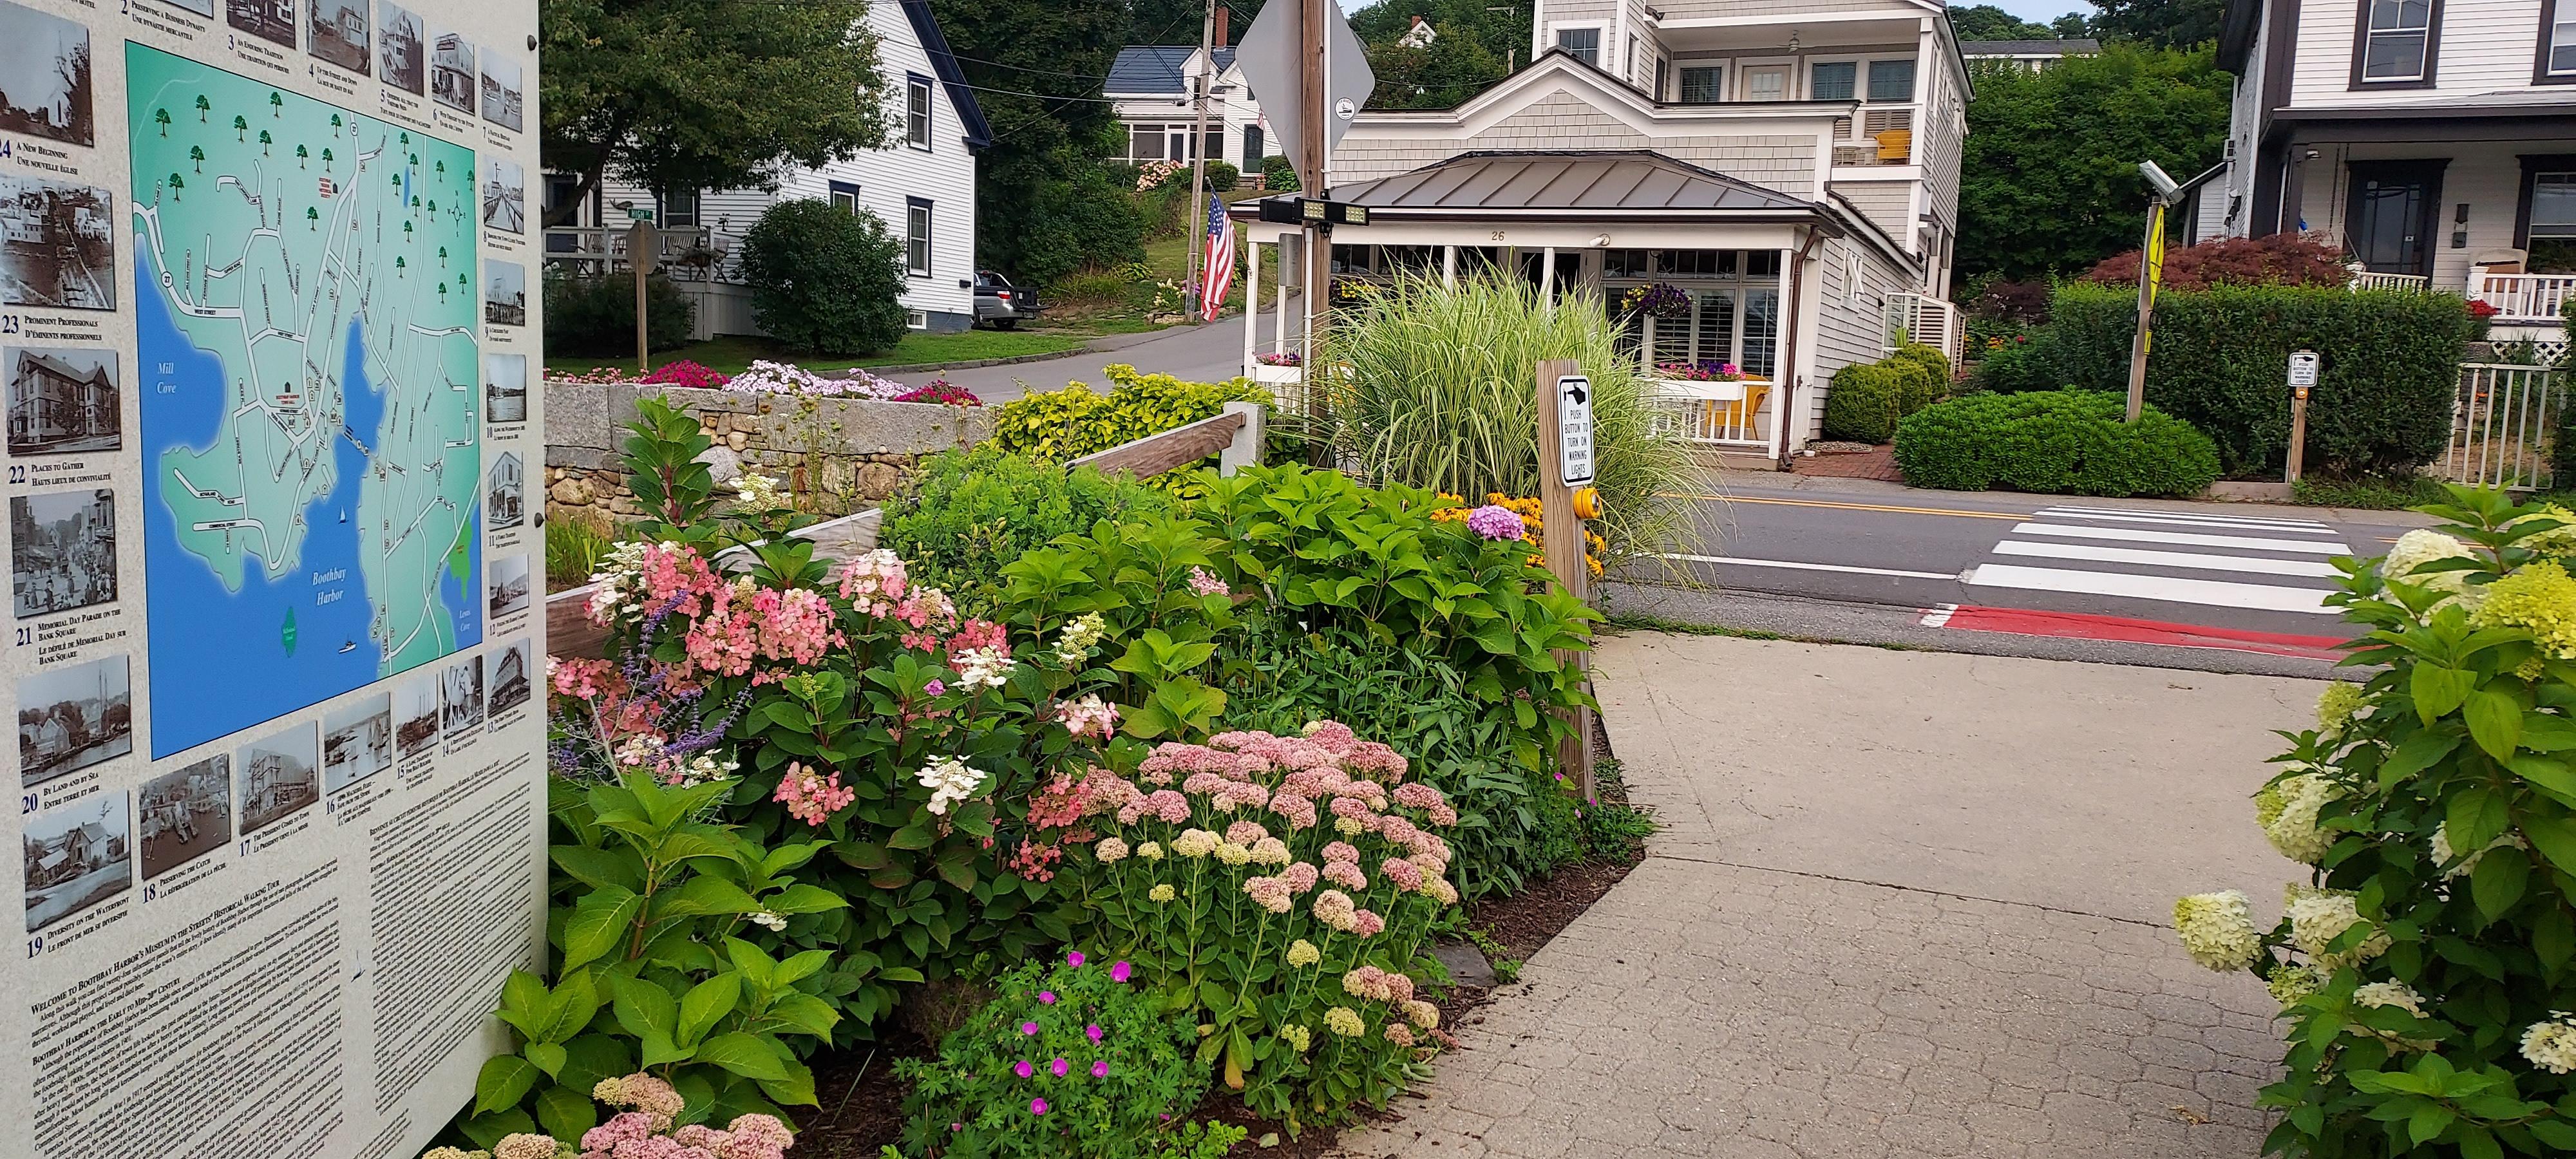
[1112,961,1132,983]
[1051,1057,1070,1077]
[1067,950,1086,967]
[1038,990,1057,1004]
[1021,1021,1039,1035]
[1014,1060,1034,1078]
[1086,1024,1103,1042]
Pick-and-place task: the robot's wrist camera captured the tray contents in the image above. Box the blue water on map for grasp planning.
[140,256,386,758]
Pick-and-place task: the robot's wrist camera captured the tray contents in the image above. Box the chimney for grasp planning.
[1215,5,1230,46]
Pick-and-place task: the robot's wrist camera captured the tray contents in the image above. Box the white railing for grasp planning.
[1647,378,1772,448]
[1884,292,1960,363]
[542,225,743,283]
[2441,363,2562,491]
[2349,270,2429,292]
[2470,273,2576,325]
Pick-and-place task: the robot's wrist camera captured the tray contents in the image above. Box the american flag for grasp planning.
[1200,195,1235,322]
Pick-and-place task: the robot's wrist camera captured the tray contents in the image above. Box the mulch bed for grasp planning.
[791,730,1646,1158]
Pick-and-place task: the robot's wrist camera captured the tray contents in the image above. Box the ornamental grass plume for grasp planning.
[2173,890,2262,971]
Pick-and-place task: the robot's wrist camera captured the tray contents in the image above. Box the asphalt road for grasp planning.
[1630,471,2436,674]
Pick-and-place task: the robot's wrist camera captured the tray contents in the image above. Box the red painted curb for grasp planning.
[1921,604,2351,662]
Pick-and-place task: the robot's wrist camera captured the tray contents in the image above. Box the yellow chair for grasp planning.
[1700,382,1770,440]
[1874,129,1912,163]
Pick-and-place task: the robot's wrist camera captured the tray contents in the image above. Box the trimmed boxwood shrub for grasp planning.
[542,271,696,356]
[737,198,910,356]
[1894,388,2221,496]
[2029,282,2475,477]
[1262,154,1296,191]
[1821,343,1952,444]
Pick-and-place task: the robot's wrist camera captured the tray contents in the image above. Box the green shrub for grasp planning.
[1262,155,1296,191]
[878,446,1173,618]
[1204,160,1239,192]
[737,199,910,357]
[1893,389,2221,496]
[895,953,1211,1159]
[993,364,1270,493]
[1969,334,2049,393]
[2559,298,2576,487]
[1321,274,1696,563]
[543,271,697,357]
[1050,267,1134,306]
[1888,342,1953,406]
[1822,363,1903,444]
[2035,281,2474,476]
[2171,487,2576,1158]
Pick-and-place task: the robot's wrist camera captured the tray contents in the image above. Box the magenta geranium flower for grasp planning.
[1112,961,1132,983]
[1031,1098,1049,1115]
[1020,1021,1039,1035]
[1092,1060,1110,1078]
[1014,1060,1034,1078]
[1038,990,1057,1004]
[1067,950,1086,967]
[1050,1057,1070,1077]
[1086,1024,1103,1042]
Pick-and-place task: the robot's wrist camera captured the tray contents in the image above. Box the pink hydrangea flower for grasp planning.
[1465,505,1526,541]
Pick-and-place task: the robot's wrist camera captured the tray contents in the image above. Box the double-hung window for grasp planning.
[1866,59,1916,101]
[2544,0,2576,79]
[906,76,934,149]
[1678,66,1723,104]
[905,198,932,277]
[2528,167,2576,272]
[829,182,860,214]
[1555,26,1600,66]
[2356,0,2436,84]
[1810,61,1857,100]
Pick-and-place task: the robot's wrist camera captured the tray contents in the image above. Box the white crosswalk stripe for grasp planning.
[1965,507,2353,615]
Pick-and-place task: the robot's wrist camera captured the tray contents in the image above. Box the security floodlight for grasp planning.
[2139,160,2181,203]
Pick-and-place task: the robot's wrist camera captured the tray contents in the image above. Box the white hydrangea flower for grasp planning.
[1052,613,1109,666]
[2258,773,2343,865]
[2523,1013,2576,1074]
[2315,682,2367,740]
[915,757,987,815]
[2384,529,2475,585]
[2353,981,2427,1018]
[733,473,790,510]
[2286,886,2389,970]
[2266,963,2326,1010]
[953,646,1016,690]
[2432,822,2529,878]
[2174,890,2263,972]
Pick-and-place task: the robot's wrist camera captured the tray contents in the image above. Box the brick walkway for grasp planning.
[1332,635,2304,1159]
[1790,446,1904,482]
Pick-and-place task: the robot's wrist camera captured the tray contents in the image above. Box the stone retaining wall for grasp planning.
[544,380,996,523]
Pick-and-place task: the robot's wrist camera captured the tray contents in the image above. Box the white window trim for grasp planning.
[905,75,935,151]
[1732,55,1798,101]
[2359,0,2433,82]
[905,199,933,278]
[1545,21,1606,67]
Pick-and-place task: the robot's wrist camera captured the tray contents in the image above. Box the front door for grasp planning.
[2345,160,2446,277]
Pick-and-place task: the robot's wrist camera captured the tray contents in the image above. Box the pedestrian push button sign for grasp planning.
[1558,374,1596,487]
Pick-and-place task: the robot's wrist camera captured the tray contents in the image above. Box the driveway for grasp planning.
[1331,632,2301,1159]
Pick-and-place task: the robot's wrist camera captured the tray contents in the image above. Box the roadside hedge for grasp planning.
[2025,282,2474,476]
[1893,388,2221,496]
[1821,343,1951,444]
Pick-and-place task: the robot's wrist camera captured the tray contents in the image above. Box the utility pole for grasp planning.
[1301,0,1329,366]
[1182,0,1219,323]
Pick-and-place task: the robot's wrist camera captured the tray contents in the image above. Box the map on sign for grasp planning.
[128,44,482,757]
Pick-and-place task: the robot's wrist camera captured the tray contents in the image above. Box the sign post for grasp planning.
[2285,350,2319,484]
[2123,198,2166,422]
[1535,358,1597,800]
[628,220,658,374]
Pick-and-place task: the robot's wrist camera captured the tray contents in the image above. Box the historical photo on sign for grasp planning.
[377,1,423,93]
[488,452,523,527]
[322,692,392,793]
[484,259,525,326]
[481,158,524,234]
[156,0,216,19]
[0,1,94,147]
[24,794,128,932]
[428,30,474,115]
[138,755,230,879]
[440,654,484,737]
[12,489,117,619]
[480,52,522,132]
[395,674,439,759]
[237,722,319,836]
[306,0,369,75]
[486,552,529,619]
[8,348,120,456]
[19,654,132,788]
[489,638,531,719]
[0,176,115,312]
[228,0,296,48]
[485,353,527,422]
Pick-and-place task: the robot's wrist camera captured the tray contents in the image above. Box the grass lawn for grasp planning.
[544,328,1090,379]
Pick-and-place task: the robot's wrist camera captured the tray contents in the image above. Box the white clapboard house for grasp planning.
[1106,33,1275,175]
[2195,0,2576,337]
[544,0,991,335]
[1233,0,1973,464]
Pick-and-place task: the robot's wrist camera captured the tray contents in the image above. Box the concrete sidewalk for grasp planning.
[1332,634,2307,1159]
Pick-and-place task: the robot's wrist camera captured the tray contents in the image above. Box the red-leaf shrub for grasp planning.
[2083,233,2353,291]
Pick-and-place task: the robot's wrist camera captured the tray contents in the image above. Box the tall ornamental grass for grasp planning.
[1316,274,1696,563]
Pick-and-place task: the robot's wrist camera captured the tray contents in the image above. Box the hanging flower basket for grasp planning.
[1620,281,1694,320]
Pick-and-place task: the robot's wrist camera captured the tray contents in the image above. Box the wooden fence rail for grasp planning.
[542,402,1264,660]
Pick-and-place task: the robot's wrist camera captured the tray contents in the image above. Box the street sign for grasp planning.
[625,205,655,221]
[1235,0,1375,191]
[2287,349,2320,388]
[1557,374,1596,487]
